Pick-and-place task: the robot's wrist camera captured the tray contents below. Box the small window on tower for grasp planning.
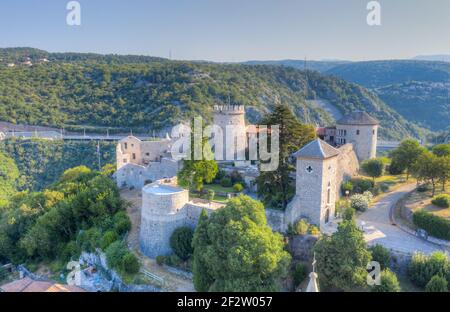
[132,153,136,160]
[124,142,128,149]
[373,129,375,135]
[356,130,360,135]
[306,166,313,173]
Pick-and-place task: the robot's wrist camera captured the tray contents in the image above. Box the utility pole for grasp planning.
[97,141,101,171]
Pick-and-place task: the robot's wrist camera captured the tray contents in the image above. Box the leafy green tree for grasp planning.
[432,143,450,157]
[122,252,140,274]
[314,219,371,291]
[170,227,194,260]
[256,104,316,209]
[408,251,449,288]
[177,122,218,191]
[371,269,401,292]
[192,196,291,291]
[390,139,425,180]
[361,158,385,182]
[425,275,448,292]
[412,151,444,196]
[192,209,213,292]
[0,151,19,208]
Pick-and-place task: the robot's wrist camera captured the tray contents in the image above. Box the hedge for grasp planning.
[413,210,450,241]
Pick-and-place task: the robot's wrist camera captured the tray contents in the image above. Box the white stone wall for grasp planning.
[336,144,360,198]
[336,124,378,161]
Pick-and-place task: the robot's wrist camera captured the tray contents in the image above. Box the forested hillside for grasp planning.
[0,48,426,140]
[325,61,450,131]
[0,139,116,191]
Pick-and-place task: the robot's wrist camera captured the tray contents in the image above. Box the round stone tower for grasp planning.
[139,183,189,258]
[213,105,247,161]
[335,111,379,161]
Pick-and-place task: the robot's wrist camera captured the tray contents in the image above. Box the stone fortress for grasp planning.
[116,106,379,258]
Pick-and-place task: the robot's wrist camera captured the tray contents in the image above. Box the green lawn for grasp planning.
[203,184,235,193]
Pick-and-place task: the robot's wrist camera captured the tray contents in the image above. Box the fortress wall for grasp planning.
[115,163,147,189]
[336,144,360,198]
[141,140,172,162]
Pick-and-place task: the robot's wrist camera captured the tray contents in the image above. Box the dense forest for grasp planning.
[0,139,116,191]
[0,48,426,140]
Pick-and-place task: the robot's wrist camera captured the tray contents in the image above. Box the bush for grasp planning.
[295,219,310,235]
[342,207,356,221]
[293,262,308,288]
[122,252,140,274]
[105,241,129,270]
[233,183,244,193]
[308,226,320,236]
[341,181,353,195]
[432,194,450,208]
[417,184,430,192]
[369,244,391,269]
[229,170,244,185]
[379,183,390,193]
[413,210,450,241]
[363,191,374,203]
[350,194,370,212]
[113,211,132,236]
[156,255,166,266]
[220,177,232,187]
[100,230,119,250]
[408,251,449,288]
[167,254,183,267]
[350,178,374,194]
[371,269,401,292]
[170,227,194,260]
[425,275,448,292]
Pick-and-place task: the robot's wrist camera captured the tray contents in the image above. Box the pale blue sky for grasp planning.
[0,0,449,62]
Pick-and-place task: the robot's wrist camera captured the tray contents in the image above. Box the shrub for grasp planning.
[371,269,401,292]
[432,194,450,208]
[379,183,390,193]
[122,252,140,274]
[408,251,449,288]
[350,178,374,194]
[220,177,232,187]
[308,226,320,236]
[425,275,448,292]
[101,230,119,250]
[293,262,308,288]
[417,184,430,192]
[113,211,132,235]
[233,183,244,193]
[369,244,391,269]
[342,207,356,221]
[363,191,374,202]
[295,219,310,235]
[167,254,183,267]
[156,255,166,266]
[413,210,450,241]
[105,241,129,270]
[229,170,244,184]
[170,227,194,260]
[350,194,370,212]
[341,181,353,195]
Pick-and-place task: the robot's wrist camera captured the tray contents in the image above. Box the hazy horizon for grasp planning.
[1,0,450,62]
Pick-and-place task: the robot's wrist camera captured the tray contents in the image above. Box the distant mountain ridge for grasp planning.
[0,48,430,140]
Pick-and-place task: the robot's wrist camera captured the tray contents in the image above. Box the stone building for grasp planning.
[115,135,180,189]
[323,111,379,161]
[139,180,224,258]
[213,105,248,165]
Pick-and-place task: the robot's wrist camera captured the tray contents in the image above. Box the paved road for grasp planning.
[357,183,444,255]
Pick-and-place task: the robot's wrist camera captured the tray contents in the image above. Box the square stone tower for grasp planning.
[291,139,340,229]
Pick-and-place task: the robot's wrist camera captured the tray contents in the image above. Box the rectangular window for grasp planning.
[124,142,127,149]
[132,153,136,160]
[123,159,127,163]
[356,130,360,135]
[146,153,150,156]
[327,188,331,204]
[373,129,375,135]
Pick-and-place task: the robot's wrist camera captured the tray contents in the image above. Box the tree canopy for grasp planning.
[192,195,291,292]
